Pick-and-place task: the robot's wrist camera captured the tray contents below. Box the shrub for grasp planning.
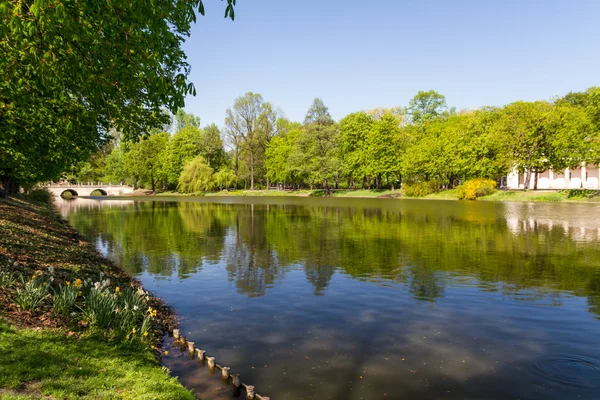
[25,188,54,204]
[457,178,497,200]
[53,282,81,319]
[15,272,51,312]
[403,181,440,198]
[213,167,237,190]
[560,189,599,199]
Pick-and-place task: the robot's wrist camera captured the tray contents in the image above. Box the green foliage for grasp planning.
[52,283,80,320]
[560,189,599,199]
[125,132,169,191]
[456,178,497,200]
[0,0,236,190]
[213,167,237,190]
[24,188,54,205]
[178,157,215,193]
[403,181,441,198]
[14,272,51,312]
[408,90,450,124]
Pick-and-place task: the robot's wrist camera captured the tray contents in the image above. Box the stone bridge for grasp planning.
[44,183,135,197]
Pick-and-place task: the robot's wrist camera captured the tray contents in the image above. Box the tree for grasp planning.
[495,101,593,189]
[178,156,214,193]
[265,119,303,187]
[0,0,235,194]
[173,110,201,132]
[408,90,449,124]
[125,132,169,191]
[202,123,226,169]
[293,99,340,194]
[213,167,237,190]
[164,126,204,187]
[365,114,403,189]
[224,92,278,189]
[339,112,373,188]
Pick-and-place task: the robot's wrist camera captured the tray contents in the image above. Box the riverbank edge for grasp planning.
[0,196,195,399]
[125,188,600,203]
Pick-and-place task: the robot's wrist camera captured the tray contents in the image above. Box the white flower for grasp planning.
[48,266,55,274]
[133,305,139,311]
[94,282,101,290]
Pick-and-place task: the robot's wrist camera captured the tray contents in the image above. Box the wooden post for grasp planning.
[207,357,215,369]
[232,374,241,389]
[172,329,180,339]
[179,336,187,352]
[196,349,206,361]
[245,385,255,399]
[221,366,230,379]
[187,341,195,353]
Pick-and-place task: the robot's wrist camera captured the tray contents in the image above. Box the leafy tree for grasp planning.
[173,110,201,132]
[178,156,214,193]
[365,114,403,189]
[495,101,593,189]
[293,99,340,194]
[164,126,204,187]
[408,90,449,124]
[213,167,237,190]
[202,123,226,169]
[265,120,303,187]
[224,92,278,189]
[125,132,169,191]
[0,0,235,194]
[339,112,373,187]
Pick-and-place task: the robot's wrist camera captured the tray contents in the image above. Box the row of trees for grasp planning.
[72,87,600,193]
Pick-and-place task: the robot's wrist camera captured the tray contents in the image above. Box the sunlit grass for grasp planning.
[0,319,194,399]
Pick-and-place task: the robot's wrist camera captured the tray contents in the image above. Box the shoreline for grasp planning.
[118,188,600,204]
[0,196,195,399]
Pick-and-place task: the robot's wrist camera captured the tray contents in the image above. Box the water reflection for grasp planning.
[62,197,600,399]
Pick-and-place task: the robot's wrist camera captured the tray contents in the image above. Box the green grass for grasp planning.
[480,190,567,202]
[0,319,194,400]
[423,189,460,200]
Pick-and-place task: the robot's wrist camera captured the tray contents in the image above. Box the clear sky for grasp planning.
[182,0,600,126]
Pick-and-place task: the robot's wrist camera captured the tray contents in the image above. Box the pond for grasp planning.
[58,196,600,400]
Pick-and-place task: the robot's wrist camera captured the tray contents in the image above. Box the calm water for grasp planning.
[59,197,600,400]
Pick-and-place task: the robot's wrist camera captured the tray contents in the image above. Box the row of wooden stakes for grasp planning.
[171,328,270,400]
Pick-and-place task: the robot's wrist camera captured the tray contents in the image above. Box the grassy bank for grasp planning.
[144,188,600,203]
[0,196,194,399]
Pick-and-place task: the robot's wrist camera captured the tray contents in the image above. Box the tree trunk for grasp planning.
[250,152,255,190]
[524,169,531,189]
[533,171,539,190]
[362,176,367,190]
[324,178,331,196]
[266,175,269,191]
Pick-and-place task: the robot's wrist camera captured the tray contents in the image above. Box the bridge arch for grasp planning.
[60,189,78,198]
[90,188,108,196]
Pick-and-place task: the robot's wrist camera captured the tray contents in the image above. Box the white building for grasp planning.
[506,163,600,189]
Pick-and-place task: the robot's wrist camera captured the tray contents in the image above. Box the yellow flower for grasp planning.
[66,281,71,286]
[74,278,82,288]
[143,332,148,337]
[164,351,169,356]
[132,328,136,333]
[115,287,120,293]
[35,270,42,276]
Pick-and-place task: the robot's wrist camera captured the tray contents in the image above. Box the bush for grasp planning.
[560,189,599,199]
[403,181,440,198]
[457,178,497,200]
[24,188,54,204]
[15,271,51,312]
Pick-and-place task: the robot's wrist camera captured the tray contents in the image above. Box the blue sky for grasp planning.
[182,0,600,125]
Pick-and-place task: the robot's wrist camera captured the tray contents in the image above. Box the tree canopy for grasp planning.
[0,0,235,192]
